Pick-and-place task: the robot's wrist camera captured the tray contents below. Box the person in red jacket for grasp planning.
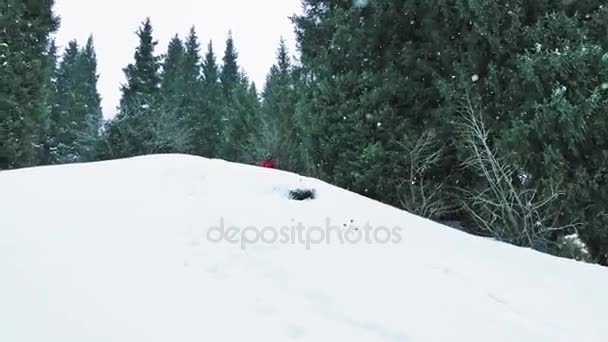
[260,153,277,169]
[261,158,277,169]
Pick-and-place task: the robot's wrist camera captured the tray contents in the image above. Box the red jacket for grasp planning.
[261,159,277,169]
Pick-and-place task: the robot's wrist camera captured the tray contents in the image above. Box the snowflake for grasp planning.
[518,172,530,186]
[352,0,369,8]
[553,85,567,96]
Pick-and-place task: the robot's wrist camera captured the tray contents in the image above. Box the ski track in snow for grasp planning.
[1,154,607,342]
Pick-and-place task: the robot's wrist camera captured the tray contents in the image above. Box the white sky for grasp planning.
[54,0,302,118]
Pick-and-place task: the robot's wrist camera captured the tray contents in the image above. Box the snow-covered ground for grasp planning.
[1,154,607,341]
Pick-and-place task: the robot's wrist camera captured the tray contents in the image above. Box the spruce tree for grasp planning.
[217,34,261,162]
[181,27,209,156]
[258,38,300,170]
[293,0,446,207]
[103,18,163,158]
[119,18,160,109]
[183,27,202,85]
[76,36,103,161]
[39,39,60,165]
[160,35,185,107]
[249,82,258,99]
[203,42,220,85]
[0,0,59,168]
[220,32,240,97]
[48,37,102,164]
[51,41,81,162]
[221,75,261,162]
[201,41,222,156]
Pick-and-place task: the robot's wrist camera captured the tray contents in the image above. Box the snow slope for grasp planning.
[1,154,607,342]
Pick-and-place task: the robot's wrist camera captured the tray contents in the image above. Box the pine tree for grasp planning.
[51,41,81,162]
[203,41,220,85]
[220,32,240,98]
[103,18,163,158]
[37,39,59,165]
[249,82,259,99]
[0,0,59,168]
[201,41,222,156]
[276,37,290,74]
[48,37,102,164]
[181,27,209,156]
[160,35,185,106]
[77,36,103,161]
[258,38,300,170]
[293,0,446,207]
[119,18,160,109]
[217,34,261,161]
[221,75,261,162]
[183,27,202,85]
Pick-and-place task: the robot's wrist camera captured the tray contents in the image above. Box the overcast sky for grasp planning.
[54,0,302,118]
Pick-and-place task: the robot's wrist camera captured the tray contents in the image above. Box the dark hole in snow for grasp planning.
[288,189,316,201]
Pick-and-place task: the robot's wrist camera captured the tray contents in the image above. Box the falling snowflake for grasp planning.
[553,85,567,96]
[471,74,479,82]
[518,172,530,186]
[353,0,369,9]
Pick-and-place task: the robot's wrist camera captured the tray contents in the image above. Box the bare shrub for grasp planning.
[396,130,454,220]
[457,93,579,251]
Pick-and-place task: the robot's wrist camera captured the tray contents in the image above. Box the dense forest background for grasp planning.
[2,0,608,265]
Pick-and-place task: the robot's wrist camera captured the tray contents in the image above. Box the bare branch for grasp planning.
[457,91,579,251]
[396,130,454,220]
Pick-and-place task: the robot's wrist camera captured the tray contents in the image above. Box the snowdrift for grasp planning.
[1,154,606,341]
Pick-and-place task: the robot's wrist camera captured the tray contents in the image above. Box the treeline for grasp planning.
[93,20,274,163]
[290,0,608,264]
[2,0,608,265]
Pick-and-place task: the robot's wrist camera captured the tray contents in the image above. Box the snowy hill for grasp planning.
[1,154,607,341]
